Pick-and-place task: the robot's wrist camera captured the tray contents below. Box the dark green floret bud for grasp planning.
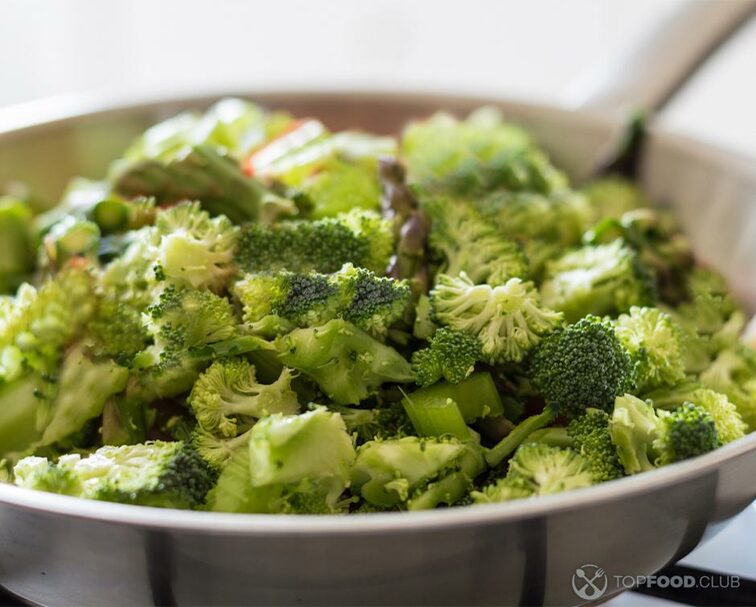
[530,316,635,417]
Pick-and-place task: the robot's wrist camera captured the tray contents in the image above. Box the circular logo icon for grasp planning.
[572,563,608,601]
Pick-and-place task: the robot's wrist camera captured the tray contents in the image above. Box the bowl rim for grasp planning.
[0,87,754,535]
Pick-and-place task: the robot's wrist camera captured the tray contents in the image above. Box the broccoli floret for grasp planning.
[644,383,746,445]
[235,263,410,338]
[191,425,254,470]
[430,273,562,363]
[0,197,35,294]
[351,436,486,510]
[14,441,217,509]
[700,346,756,432]
[141,285,238,368]
[129,285,243,401]
[87,296,150,366]
[581,176,648,222]
[210,407,355,514]
[654,403,720,466]
[0,267,106,457]
[99,227,160,310]
[475,443,594,502]
[530,316,635,417]
[677,268,738,332]
[684,389,745,445]
[276,319,413,405]
[328,403,413,443]
[611,394,720,474]
[567,409,624,482]
[540,240,656,322]
[337,263,411,336]
[237,209,393,275]
[402,108,567,195]
[1,265,97,382]
[424,197,528,285]
[614,306,686,390]
[153,202,238,291]
[188,358,299,437]
[470,190,593,277]
[411,328,482,386]
[585,208,694,305]
[297,158,383,218]
[235,271,340,335]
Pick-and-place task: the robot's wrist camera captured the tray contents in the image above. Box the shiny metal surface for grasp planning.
[0,91,755,607]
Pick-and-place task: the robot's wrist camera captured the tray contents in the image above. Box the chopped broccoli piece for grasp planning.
[430,273,562,363]
[654,403,720,466]
[611,394,720,474]
[236,263,410,338]
[154,202,238,291]
[14,441,217,509]
[540,240,656,322]
[614,306,686,390]
[474,190,592,260]
[237,209,393,275]
[337,263,411,336]
[129,285,242,401]
[87,297,150,366]
[424,196,528,285]
[351,436,485,510]
[581,176,649,222]
[210,407,356,514]
[403,372,504,429]
[112,102,296,224]
[530,316,635,417]
[678,268,738,333]
[700,346,756,432]
[190,425,254,470]
[188,358,299,437]
[402,108,566,195]
[38,343,129,447]
[411,328,483,387]
[567,409,624,482]
[328,403,413,443]
[276,319,413,405]
[475,443,594,502]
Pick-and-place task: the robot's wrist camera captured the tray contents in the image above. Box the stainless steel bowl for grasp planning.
[1,4,756,605]
[0,88,754,607]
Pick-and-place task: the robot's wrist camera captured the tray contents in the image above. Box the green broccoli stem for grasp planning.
[91,199,131,234]
[404,373,504,424]
[527,427,573,448]
[485,407,557,467]
[0,197,35,293]
[401,391,469,440]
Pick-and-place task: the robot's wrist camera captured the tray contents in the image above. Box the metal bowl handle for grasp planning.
[562,0,756,118]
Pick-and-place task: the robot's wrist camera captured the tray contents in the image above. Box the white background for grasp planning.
[1,0,755,603]
[1,0,755,156]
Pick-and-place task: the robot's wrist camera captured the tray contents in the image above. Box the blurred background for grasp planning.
[1,0,755,156]
[0,1,754,605]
